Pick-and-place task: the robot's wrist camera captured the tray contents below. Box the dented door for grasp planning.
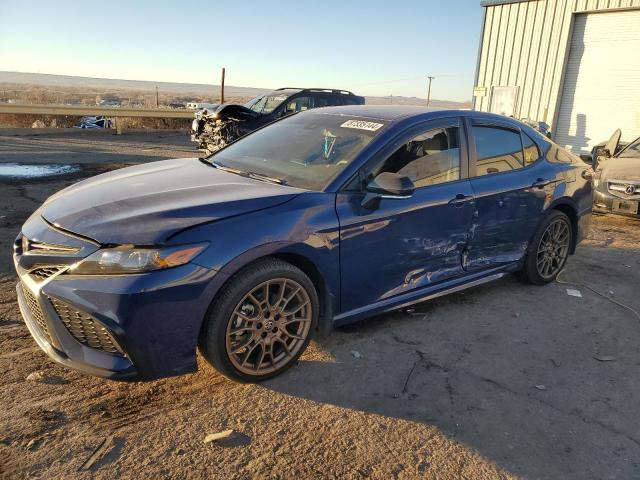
[336,180,475,314]
[464,120,549,270]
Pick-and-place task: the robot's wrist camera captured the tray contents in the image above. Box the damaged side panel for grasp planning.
[465,165,551,271]
[336,180,476,314]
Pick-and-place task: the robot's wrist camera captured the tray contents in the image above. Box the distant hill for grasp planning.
[0,71,269,98]
[0,71,471,109]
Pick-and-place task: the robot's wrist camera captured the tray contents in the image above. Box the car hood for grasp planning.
[202,103,261,122]
[40,158,302,244]
[600,156,640,182]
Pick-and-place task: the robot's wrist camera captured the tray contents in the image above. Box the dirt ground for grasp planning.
[1,132,640,479]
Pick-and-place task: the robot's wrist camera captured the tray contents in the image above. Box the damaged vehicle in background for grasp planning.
[520,118,551,138]
[191,88,365,153]
[74,116,112,129]
[590,129,640,218]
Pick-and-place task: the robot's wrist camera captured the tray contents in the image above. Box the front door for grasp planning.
[336,118,476,314]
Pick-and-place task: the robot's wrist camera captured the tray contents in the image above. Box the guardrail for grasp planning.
[0,103,194,119]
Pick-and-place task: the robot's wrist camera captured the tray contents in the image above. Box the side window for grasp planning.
[522,132,540,166]
[341,96,361,106]
[472,126,523,176]
[283,96,313,114]
[314,95,331,108]
[370,127,461,188]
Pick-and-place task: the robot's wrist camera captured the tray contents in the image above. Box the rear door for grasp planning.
[464,119,552,271]
[336,117,476,313]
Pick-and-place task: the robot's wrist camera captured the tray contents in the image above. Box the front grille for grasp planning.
[29,266,66,282]
[22,237,80,254]
[608,181,640,200]
[48,297,124,355]
[20,282,53,343]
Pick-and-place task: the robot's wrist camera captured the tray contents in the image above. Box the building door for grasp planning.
[555,9,640,154]
[489,86,519,117]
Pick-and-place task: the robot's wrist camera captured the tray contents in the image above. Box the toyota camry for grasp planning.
[14,106,592,382]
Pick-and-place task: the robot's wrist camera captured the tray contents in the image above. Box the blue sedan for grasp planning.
[14,106,592,382]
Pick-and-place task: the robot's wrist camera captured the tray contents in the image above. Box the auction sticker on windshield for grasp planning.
[340,120,384,131]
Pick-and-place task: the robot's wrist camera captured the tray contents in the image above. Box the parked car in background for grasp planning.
[97,98,121,107]
[191,88,365,154]
[589,129,628,160]
[520,118,551,138]
[14,106,592,383]
[591,129,640,217]
[74,116,112,129]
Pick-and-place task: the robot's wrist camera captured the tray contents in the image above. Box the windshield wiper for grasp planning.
[207,160,286,185]
[247,171,286,185]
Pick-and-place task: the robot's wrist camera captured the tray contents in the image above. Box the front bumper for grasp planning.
[593,189,640,217]
[14,215,224,381]
[16,262,221,381]
[16,281,137,379]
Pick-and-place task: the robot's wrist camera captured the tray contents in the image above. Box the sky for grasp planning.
[0,0,483,102]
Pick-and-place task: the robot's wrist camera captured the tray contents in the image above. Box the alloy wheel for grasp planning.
[536,217,571,280]
[225,278,312,376]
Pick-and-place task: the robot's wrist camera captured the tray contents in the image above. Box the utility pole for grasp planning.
[390,94,393,105]
[220,67,226,104]
[426,76,435,108]
[155,86,159,108]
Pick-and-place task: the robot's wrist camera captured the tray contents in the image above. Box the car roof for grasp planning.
[267,89,301,96]
[266,88,359,97]
[304,105,515,125]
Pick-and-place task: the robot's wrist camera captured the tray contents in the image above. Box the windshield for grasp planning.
[248,94,288,115]
[620,137,640,158]
[243,95,263,109]
[208,112,388,190]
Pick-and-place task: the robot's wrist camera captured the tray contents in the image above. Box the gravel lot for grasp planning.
[1,132,639,479]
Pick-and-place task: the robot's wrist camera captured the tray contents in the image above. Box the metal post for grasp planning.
[426,76,435,108]
[155,86,159,108]
[220,67,225,104]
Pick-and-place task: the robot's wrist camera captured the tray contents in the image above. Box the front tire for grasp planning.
[200,258,318,382]
[519,210,573,285]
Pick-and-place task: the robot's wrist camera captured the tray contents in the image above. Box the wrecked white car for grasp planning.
[592,129,640,217]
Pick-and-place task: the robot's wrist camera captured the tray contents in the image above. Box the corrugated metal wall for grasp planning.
[474,0,640,126]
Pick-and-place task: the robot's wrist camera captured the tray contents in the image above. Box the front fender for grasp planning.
[170,192,341,311]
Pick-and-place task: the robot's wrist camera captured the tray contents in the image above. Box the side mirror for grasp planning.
[361,172,415,209]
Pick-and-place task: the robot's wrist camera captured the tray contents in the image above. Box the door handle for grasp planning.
[532,178,554,189]
[448,194,474,207]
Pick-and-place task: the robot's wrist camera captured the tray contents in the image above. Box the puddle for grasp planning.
[0,163,80,178]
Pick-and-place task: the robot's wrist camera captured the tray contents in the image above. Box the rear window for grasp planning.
[472,126,524,176]
[522,132,540,166]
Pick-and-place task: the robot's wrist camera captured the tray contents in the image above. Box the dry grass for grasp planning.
[0,114,192,130]
[0,83,253,129]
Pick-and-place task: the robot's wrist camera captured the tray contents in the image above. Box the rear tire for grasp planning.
[200,258,318,382]
[518,210,573,285]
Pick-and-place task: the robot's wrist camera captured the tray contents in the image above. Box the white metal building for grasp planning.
[474,0,640,154]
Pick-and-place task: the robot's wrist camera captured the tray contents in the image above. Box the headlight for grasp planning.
[69,244,207,275]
